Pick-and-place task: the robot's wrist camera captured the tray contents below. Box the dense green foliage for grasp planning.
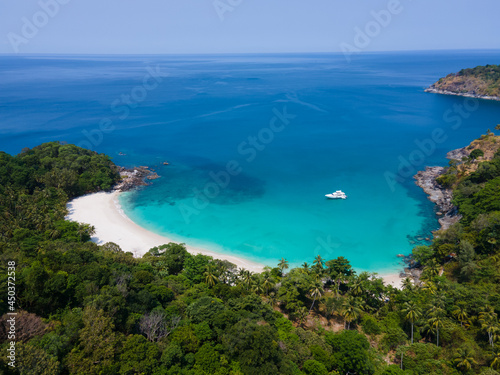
[2,140,500,374]
[0,142,120,248]
[433,64,500,98]
[456,65,500,85]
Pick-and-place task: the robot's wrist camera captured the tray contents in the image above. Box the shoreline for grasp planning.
[414,166,460,232]
[413,146,466,232]
[424,87,500,101]
[66,191,266,274]
[379,273,404,289]
[65,190,403,288]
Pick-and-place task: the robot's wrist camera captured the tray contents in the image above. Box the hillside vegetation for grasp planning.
[427,64,500,99]
[2,141,500,374]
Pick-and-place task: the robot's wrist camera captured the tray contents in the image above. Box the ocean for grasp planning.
[1,50,500,273]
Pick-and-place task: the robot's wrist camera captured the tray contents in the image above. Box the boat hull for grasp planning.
[325,194,347,199]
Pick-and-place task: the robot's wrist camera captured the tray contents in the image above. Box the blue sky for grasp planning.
[0,0,499,54]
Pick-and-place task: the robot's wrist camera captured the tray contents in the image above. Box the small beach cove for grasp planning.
[66,189,405,288]
[4,51,500,291]
[66,190,266,274]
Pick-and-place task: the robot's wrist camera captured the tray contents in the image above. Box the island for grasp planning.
[425,64,500,101]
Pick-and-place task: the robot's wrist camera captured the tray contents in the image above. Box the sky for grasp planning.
[0,0,499,54]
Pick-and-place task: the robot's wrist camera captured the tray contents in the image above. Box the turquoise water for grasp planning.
[1,51,500,272]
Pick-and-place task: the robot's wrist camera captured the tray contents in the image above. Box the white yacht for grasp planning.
[325,190,347,199]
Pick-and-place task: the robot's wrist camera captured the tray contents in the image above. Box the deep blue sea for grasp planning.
[1,51,500,273]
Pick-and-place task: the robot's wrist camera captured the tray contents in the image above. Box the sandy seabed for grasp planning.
[66,191,403,288]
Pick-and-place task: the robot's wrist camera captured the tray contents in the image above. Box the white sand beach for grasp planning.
[66,191,403,288]
[380,273,404,289]
[66,191,265,273]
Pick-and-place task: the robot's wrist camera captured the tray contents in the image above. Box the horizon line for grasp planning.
[0,48,499,57]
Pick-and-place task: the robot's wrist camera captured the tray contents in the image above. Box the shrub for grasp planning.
[362,315,382,335]
[303,359,328,375]
[470,149,485,160]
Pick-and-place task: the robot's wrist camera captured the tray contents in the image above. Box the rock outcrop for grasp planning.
[114,166,159,192]
[414,166,461,232]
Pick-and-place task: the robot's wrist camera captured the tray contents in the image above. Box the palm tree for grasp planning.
[427,308,445,347]
[251,277,264,295]
[333,273,345,298]
[262,272,275,296]
[423,259,441,279]
[217,262,229,284]
[401,277,414,293]
[490,348,500,370]
[302,262,310,270]
[341,296,363,329]
[479,305,499,348]
[421,281,437,295]
[240,270,253,290]
[322,297,338,320]
[278,258,289,275]
[313,255,325,271]
[482,320,499,349]
[433,293,447,310]
[309,281,324,314]
[480,305,497,323]
[77,223,95,242]
[267,292,278,308]
[402,301,422,344]
[204,264,219,287]
[47,228,60,239]
[397,345,408,371]
[349,277,364,297]
[297,306,308,327]
[453,348,477,372]
[452,303,469,328]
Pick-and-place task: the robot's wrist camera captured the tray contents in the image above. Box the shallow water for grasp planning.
[1,51,500,272]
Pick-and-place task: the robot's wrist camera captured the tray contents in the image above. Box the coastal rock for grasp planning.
[404,267,423,284]
[446,146,470,161]
[114,166,160,192]
[414,165,461,232]
[424,87,500,101]
[146,172,160,180]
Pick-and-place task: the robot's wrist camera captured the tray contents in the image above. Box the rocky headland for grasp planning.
[425,64,500,101]
[414,134,500,233]
[414,166,461,232]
